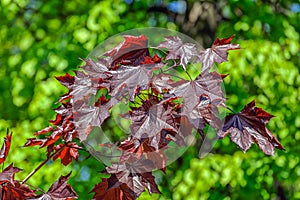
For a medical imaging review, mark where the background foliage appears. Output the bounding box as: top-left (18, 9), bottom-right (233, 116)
top-left (0, 0), bottom-right (299, 199)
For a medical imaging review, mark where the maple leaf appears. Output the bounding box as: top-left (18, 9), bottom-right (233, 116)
top-left (124, 96), bottom-right (178, 142)
top-left (218, 100), bottom-right (285, 155)
top-left (0, 130), bottom-right (12, 164)
top-left (169, 71), bottom-right (225, 116)
top-left (119, 137), bottom-right (167, 171)
top-left (140, 54), bottom-right (161, 64)
top-left (158, 36), bottom-right (198, 70)
top-left (74, 97), bottom-right (116, 142)
top-left (34, 126), bottom-right (53, 136)
top-left (189, 94), bottom-right (223, 138)
top-left (80, 58), bottom-right (110, 78)
top-left (105, 161), bottom-right (160, 198)
top-left (30, 172), bottom-right (78, 200)
top-left (0, 164), bottom-right (36, 199)
top-left (71, 71), bottom-right (105, 102)
top-left (104, 35), bottom-right (150, 67)
top-left (110, 63), bottom-right (163, 101)
top-left (91, 176), bottom-right (135, 200)
top-left (53, 143), bottom-right (80, 166)
top-left (24, 130), bottom-right (61, 149)
top-left (64, 65), bottom-right (113, 142)
top-left (196, 35), bottom-right (240, 72)
top-left (152, 73), bottom-right (175, 93)
top-left (24, 102), bottom-right (78, 156)
top-left (56, 73), bottom-right (75, 88)
top-left (51, 58), bottom-right (112, 144)
top-left (0, 164), bottom-right (22, 185)
top-left (0, 181), bottom-right (36, 200)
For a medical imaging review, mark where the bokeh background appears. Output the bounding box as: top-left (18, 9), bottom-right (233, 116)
top-left (0, 0), bottom-right (299, 199)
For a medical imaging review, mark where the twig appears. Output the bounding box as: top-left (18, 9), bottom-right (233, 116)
top-left (21, 146), bottom-right (64, 184)
top-left (226, 106), bottom-right (236, 114)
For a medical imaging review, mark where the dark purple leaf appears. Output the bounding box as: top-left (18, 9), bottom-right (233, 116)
top-left (110, 63), bottom-right (163, 101)
top-left (218, 100), bottom-right (285, 155)
top-left (197, 35), bottom-right (240, 72)
top-left (104, 35), bottom-right (150, 67)
top-left (158, 36), bottom-right (198, 70)
top-left (31, 172), bottom-right (78, 200)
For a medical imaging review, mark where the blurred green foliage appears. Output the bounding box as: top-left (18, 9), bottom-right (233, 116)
top-left (0, 0), bottom-right (299, 199)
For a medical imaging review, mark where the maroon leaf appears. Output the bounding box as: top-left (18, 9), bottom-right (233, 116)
top-left (189, 94), bottom-right (222, 138)
top-left (24, 138), bottom-right (45, 147)
top-left (0, 164), bottom-right (22, 185)
top-left (91, 176), bottom-right (135, 200)
top-left (169, 71), bottom-right (225, 116)
top-left (24, 131), bottom-right (61, 150)
top-left (104, 35), bottom-right (150, 67)
top-left (140, 54), bottom-right (161, 64)
top-left (0, 164), bottom-right (36, 199)
top-left (55, 73), bottom-right (75, 88)
top-left (31, 172), bottom-right (78, 200)
top-left (158, 36), bottom-right (198, 70)
top-left (218, 100), bottom-right (285, 155)
top-left (152, 74), bottom-right (175, 93)
top-left (105, 161), bottom-right (160, 197)
top-left (0, 130), bottom-right (12, 164)
top-left (53, 143), bottom-right (79, 166)
top-left (34, 126), bottom-right (53, 136)
top-left (81, 58), bottom-right (109, 77)
top-left (25, 102), bottom-right (78, 155)
top-left (119, 137), bottom-right (167, 171)
top-left (74, 98), bottom-right (116, 141)
top-left (71, 71), bottom-right (104, 102)
top-left (110, 63), bottom-right (163, 101)
top-left (46, 172), bottom-right (77, 199)
top-left (0, 181), bottom-right (36, 200)
top-left (124, 97), bottom-right (178, 142)
top-left (197, 35), bottom-right (240, 72)
top-left (49, 114), bottom-right (63, 126)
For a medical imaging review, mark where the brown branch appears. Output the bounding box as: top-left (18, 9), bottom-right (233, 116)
top-left (21, 146), bottom-right (65, 184)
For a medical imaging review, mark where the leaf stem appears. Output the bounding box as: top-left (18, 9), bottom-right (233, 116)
top-left (226, 106), bottom-right (236, 114)
top-left (21, 146), bottom-right (64, 184)
top-left (66, 143), bottom-right (88, 152)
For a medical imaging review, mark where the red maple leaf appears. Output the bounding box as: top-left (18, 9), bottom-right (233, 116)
top-left (101, 161), bottom-right (160, 198)
top-left (124, 96), bottom-right (178, 141)
top-left (53, 143), bottom-right (80, 166)
top-left (196, 35), bottom-right (240, 72)
top-left (91, 176), bottom-right (135, 200)
top-left (0, 164), bottom-right (36, 199)
top-left (31, 172), bottom-right (78, 200)
top-left (119, 137), bottom-right (167, 171)
top-left (109, 63), bottom-right (163, 101)
top-left (104, 35), bottom-right (150, 67)
top-left (0, 181), bottom-right (36, 200)
top-left (140, 54), bottom-right (161, 64)
top-left (189, 94), bottom-right (223, 138)
top-left (158, 36), bottom-right (198, 70)
top-left (55, 73), bottom-right (75, 88)
top-left (0, 130), bottom-right (12, 164)
top-left (169, 71), bottom-right (225, 116)
top-left (107, 162), bottom-right (159, 196)
top-left (218, 100), bottom-right (285, 155)
top-left (24, 102), bottom-right (78, 156)
top-left (24, 130), bottom-right (61, 149)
